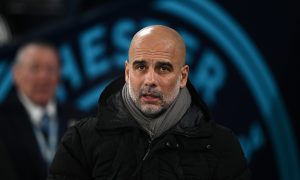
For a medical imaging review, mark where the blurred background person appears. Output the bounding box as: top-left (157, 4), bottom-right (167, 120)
top-left (0, 41), bottom-right (79, 180)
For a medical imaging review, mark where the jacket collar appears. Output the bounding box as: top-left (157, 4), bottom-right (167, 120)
top-left (95, 76), bottom-right (214, 137)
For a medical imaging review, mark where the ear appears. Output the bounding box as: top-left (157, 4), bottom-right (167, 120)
top-left (180, 65), bottom-right (189, 88)
top-left (125, 60), bottom-right (129, 83)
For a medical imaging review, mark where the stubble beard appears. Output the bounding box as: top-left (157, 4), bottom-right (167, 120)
top-left (127, 78), bottom-right (181, 118)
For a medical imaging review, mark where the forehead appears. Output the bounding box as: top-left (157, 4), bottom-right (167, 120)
top-left (130, 38), bottom-right (178, 62)
top-left (21, 45), bottom-right (59, 66)
top-left (133, 48), bottom-right (174, 61)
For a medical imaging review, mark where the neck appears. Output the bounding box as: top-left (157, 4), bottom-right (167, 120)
top-left (122, 84), bottom-right (191, 138)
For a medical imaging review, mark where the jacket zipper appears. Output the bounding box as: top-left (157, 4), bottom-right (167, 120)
top-left (142, 137), bottom-right (153, 160)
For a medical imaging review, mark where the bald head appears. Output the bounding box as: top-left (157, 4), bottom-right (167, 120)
top-left (129, 25), bottom-right (186, 66)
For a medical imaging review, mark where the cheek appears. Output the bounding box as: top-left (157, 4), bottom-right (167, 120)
top-left (129, 73), bottom-right (142, 88)
top-left (49, 76), bottom-right (59, 86)
top-left (22, 71), bottom-right (37, 81)
top-left (18, 73), bottom-right (34, 88)
top-left (164, 76), bottom-right (179, 89)
top-left (161, 77), bottom-right (180, 93)
top-left (129, 79), bottom-right (140, 92)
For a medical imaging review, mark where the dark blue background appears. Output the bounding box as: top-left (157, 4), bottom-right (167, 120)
top-left (0, 0), bottom-right (299, 179)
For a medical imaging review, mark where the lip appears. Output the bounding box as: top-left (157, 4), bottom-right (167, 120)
top-left (141, 95), bottom-right (160, 104)
top-left (35, 86), bottom-right (52, 93)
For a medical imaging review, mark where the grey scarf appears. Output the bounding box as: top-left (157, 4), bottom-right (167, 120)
top-left (122, 84), bottom-right (191, 139)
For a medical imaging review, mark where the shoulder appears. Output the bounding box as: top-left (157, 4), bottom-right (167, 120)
top-left (0, 98), bottom-right (28, 128)
top-left (55, 117), bottom-right (99, 164)
top-left (209, 123), bottom-right (251, 179)
top-left (49, 117), bottom-right (98, 179)
top-left (60, 117), bottom-right (103, 153)
top-left (0, 103), bottom-right (11, 116)
top-left (62, 117), bottom-right (98, 141)
top-left (0, 98), bottom-right (23, 113)
top-left (211, 123), bottom-right (243, 153)
top-left (74, 117), bottom-right (98, 132)
top-left (213, 123), bottom-right (238, 141)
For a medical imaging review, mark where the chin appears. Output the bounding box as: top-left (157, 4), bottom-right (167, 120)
top-left (33, 97), bottom-right (51, 106)
top-left (141, 106), bottom-right (163, 116)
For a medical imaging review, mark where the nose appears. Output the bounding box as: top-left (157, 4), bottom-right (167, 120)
top-left (37, 69), bottom-right (49, 79)
top-left (144, 69), bottom-right (157, 87)
top-left (36, 67), bottom-right (55, 81)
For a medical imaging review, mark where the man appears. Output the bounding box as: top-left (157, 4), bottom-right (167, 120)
top-left (0, 42), bottom-right (77, 180)
top-left (48, 25), bottom-right (251, 179)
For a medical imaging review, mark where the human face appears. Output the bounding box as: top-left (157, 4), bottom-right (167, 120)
top-left (125, 34), bottom-right (188, 117)
top-left (13, 45), bottom-right (60, 106)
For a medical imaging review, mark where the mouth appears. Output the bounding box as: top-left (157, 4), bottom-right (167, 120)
top-left (141, 94), bottom-right (161, 104)
top-left (35, 85), bottom-right (53, 94)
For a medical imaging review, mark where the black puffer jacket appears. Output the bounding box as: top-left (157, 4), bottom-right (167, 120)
top-left (48, 77), bottom-right (251, 180)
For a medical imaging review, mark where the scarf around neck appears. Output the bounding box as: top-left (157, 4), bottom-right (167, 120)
top-left (122, 84), bottom-right (191, 139)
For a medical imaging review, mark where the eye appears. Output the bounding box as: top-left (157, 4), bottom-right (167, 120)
top-left (138, 65), bottom-right (145, 70)
top-left (135, 64), bottom-right (146, 71)
top-left (159, 65), bottom-right (171, 72)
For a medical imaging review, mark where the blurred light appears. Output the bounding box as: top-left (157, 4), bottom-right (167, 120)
top-left (0, 15), bottom-right (11, 46)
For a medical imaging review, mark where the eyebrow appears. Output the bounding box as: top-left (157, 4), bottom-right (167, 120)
top-left (132, 60), bottom-right (146, 66)
top-left (132, 60), bottom-right (173, 67)
top-left (156, 61), bottom-right (173, 68)
top-left (131, 60), bottom-right (175, 72)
